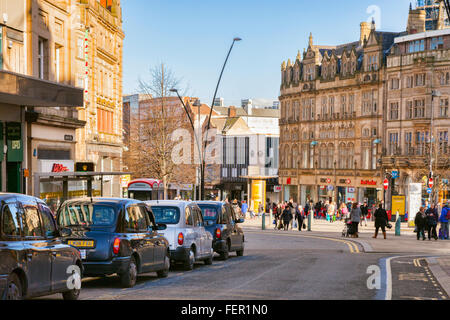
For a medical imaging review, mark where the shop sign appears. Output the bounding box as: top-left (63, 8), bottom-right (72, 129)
top-left (392, 196), bottom-right (406, 216)
top-left (120, 175), bottom-right (131, 188)
top-left (286, 178), bottom-right (291, 185)
top-left (361, 180), bottom-right (377, 186)
top-left (40, 160), bottom-right (74, 173)
top-left (274, 186), bottom-right (282, 193)
top-left (348, 187), bottom-right (356, 193)
top-left (327, 185), bottom-right (334, 191)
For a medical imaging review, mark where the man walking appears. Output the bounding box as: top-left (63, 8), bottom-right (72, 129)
top-left (426, 204), bottom-right (439, 241)
top-left (415, 207), bottom-right (427, 241)
top-left (241, 201), bottom-right (248, 220)
top-left (360, 202), bottom-right (369, 227)
top-left (439, 202), bottom-right (450, 240)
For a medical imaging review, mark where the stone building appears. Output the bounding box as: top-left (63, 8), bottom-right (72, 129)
top-left (74, 0), bottom-right (125, 197)
top-left (0, 0), bottom-right (83, 195)
top-left (384, 16), bottom-right (450, 207)
top-left (279, 21), bottom-right (403, 207)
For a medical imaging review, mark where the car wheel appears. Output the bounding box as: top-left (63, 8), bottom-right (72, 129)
top-left (184, 248), bottom-right (195, 271)
top-left (5, 273), bottom-right (22, 300)
top-left (157, 253), bottom-right (170, 278)
top-left (120, 256), bottom-right (137, 288)
top-left (220, 241), bottom-right (230, 261)
top-left (204, 248), bottom-right (214, 265)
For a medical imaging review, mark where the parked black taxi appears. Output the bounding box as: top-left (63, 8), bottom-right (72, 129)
top-left (56, 198), bottom-right (170, 288)
top-left (0, 193), bottom-right (82, 300)
top-left (195, 201), bottom-right (245, 260)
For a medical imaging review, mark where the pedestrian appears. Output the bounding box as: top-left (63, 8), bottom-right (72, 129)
top-left (339, 203), bottom-right (349, 220)
top-left (373, 204), bottom-right (389, 240)
top-left (296, 205), bottom-right (305, 232)
top-left (439, 201), bottom-right (450, 240)
top-left (258, 203), bottom-right (264, 218)
top-left (349, 202), bottom-right (361, 238)
top-left (415, 207), bottom-right (427, 241)
top-left (241, 201), bottom-right (248, 219)
top-left (426, 203), bottom-right (439, 241)
top-left (282, 204), bottom-right (293, 231)
top-left (360, 201), bottom-right (369, 227)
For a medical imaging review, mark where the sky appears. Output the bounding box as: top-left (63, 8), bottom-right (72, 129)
top-left (122, 0), bottom-right (413, 107)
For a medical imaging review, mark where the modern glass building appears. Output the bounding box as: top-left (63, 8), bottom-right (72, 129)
top-left (416, 0), bottom-right (450, 30)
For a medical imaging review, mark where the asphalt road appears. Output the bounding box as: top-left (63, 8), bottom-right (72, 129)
top-left (37, 228), bottom-right (449, 300)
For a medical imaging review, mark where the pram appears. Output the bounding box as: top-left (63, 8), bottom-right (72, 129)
top-left (342, 218), bottom-right (354, 238)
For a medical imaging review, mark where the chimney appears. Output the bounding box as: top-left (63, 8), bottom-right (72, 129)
top-left (228, 106), bottom-right (237, 118)
top-left (360, 22), bottom-right (371, 46)
top-left (407, 9), bottom-right (426, 34)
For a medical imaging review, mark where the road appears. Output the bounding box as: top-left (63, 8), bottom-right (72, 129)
top-left (37, 228), bottom-right (449, 300)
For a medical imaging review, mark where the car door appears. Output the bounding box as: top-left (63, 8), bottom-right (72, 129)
top-left (124, 205), bottom-right (155, 272)
top-left (18, 201), bottom-right (52, 296)
top-left (39, 203), bottom-right (74, 292)
top-left (184, 206), bottom-right (197, 253)
top-left (193, 207), bottom-right (206, 257)
top-left (145, 207), bottom-right (165, 267)
top-left (228, 205), bottom-right (241, 250)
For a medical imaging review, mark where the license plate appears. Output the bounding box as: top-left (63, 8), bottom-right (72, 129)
top-left (68, 240), bottom-right (95, 248)
top-left (79, 249), bottom-right (87, 260)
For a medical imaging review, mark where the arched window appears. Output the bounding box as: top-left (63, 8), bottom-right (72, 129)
top-left (319, 144), bottom-right (327, 169)
top-left (347, 143), bottom-right (355, 169)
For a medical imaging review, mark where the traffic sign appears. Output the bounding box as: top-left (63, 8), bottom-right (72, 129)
top-left (429, 178), bottom-right (434, 189)
top-left (427, 188), bottom-right (432, 194)
top-left (383, 179), bottom-right (389, 191)
top-left (392, 171), bottom-right (399, 179)
top-left (327, 185), bottom-right (334, 191)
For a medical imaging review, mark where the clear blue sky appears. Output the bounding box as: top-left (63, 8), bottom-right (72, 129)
top-left (123, 0), bottom-right (412, 107)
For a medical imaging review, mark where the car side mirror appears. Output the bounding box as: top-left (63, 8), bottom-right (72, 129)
top-left (59, 228), bottom-right (72, 237)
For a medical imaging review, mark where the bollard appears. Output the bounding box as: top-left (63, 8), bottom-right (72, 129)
top-left (308, 210), bottom-right (312, 231)
top-left (262, 212), bottom-right (266, 230)
top-left (395, 211), bottom-right (401, 236)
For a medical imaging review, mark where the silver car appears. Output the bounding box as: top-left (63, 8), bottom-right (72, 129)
top-left (146, 201), bottom-right (214, 270)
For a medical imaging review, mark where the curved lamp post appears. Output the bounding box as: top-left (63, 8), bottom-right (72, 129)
top-left (171, 37), bottom-right (242, 200)
top-left (201, 37), bottom-right (242, 200)
top-left (170, 89), bottom-right (203, 200)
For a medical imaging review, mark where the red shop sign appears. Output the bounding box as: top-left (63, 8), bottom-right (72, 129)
top-left (361, 180), bottom-right (377, 186)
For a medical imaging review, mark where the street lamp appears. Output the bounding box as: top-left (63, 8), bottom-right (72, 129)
top-left (430, 90), bottom-right (441, 203)
top-left (170, 89), bottom-right (204, 200)
top-left (201, 37), bottom-right (242, 200)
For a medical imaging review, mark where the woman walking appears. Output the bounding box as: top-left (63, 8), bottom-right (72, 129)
top-left (415, 207), bottom-right (427, 241)
top-left (373, 204), bottom-right (389, 239)
top-left (426, 204), bottom-right (439, 241)
top-left (296, 205), bottom-right (305, 232)
top-left (281, 204), bottom-right (293, 231)
top-left (350, 202), bottom-right (361, 238)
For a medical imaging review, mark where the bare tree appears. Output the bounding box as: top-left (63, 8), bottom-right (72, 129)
top-left (124, 63), bottom-right (195, 199)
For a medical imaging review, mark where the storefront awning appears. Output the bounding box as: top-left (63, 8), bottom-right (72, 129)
top-left (0, 70), bottom-right (83, 107)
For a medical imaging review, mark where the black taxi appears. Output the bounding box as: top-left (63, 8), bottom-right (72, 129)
top-left (0, 193), bottom-right (82, 300)
top-left (56, 198), bottom-right (170, 288)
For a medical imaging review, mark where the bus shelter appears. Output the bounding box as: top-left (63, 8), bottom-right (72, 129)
top-left (34, 171), bottom-right (131, 213)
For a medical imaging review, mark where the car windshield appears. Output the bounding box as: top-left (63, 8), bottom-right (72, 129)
top-left (58, 203), bottom-right (117, 227)
top-left (198, 205), bottom-right (219, 221)
top-left (151, 206), bottom-right (180, 224)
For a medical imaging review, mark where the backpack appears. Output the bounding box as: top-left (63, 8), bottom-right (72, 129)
top-left (446, 207), bottom-right (450, 220)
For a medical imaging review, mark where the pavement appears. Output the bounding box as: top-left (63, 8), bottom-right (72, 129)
top-left (242, 215), bottom-right (450, 298)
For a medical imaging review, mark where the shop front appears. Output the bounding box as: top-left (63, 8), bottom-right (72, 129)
top-left (358, 178), bottom-right (382, 207)
top-left (34, 171), bottom-right (130, 214)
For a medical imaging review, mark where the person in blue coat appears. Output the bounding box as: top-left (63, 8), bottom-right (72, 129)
top-left (439, 202), bottom-right (450, 240)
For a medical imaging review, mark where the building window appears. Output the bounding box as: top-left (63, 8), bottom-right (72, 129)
top-left (38, 38), bottom-right (48, 79)
top-left (390, 78), bottom-right (400, 90)
top-left (416, 131), bottom-right (429, 156)
top-left (415, 73), bottom-right (426, 87)
top-left (439, 131), bottom-right (449, 154)
top-left (414, 99), bottom-right (426, 118)
top-left (222, 167), bottom-right (228, 178)
top-left (409, 39), bottom-right (425, 53)
top-left (405, 75), bottom-right (414, 88)
top-left (440, 72), bottom-right (450, 85)
top-left (430, 36), bottom-right (444, 50)
top-left (388, 133), bottom-right (399, 156)
top-left (440, 98), bottom-right (449, 117)
top-left (405, 132), bottom-right (413, 155)
top-left (390, 102), bottom-right (399, 120)
top-left (97, 108), bottom-right (114, 134)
